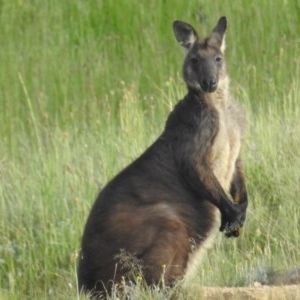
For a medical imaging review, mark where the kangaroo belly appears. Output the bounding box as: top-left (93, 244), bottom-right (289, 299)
top-left (209, 110), bottom-right (241, 191)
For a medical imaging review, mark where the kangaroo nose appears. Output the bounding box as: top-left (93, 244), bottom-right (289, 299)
top-left (201, 78), bottom-right (217, 93)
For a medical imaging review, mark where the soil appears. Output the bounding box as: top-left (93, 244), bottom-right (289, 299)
top-left (201, 267), bottom-right (300, 299)
top-left (202, 284), bottom-right (300, 300)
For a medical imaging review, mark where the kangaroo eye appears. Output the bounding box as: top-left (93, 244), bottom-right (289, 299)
top-left (190, 57), bottom-right (199, 65)
top-left (215, 55), bottom-right (222, 63)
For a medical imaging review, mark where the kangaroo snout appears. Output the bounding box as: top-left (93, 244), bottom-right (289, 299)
top-left (201, 77), bottom-right (218, 93)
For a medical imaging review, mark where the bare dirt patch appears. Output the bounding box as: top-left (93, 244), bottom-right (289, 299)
top-left (202, 284), bottom-right (300, 300)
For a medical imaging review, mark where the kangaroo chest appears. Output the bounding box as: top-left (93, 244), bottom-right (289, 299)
top-left (208, 104), bottom-right (241, 191)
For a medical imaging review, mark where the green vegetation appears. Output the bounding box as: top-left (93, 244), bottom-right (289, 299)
top-left (1, 0), bottom-right (300, 299)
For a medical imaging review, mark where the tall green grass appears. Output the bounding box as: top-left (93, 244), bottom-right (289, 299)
top-left (1, 0), bottom-right (300, 299)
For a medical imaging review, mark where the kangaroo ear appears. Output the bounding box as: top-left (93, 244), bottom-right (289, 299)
top-left (211, 16), bottom-right (227, 52)
top-left (173, 20), bottom-right (198, 50)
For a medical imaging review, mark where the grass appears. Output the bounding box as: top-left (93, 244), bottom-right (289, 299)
top-left (1, 0), bottom-right (300, 299)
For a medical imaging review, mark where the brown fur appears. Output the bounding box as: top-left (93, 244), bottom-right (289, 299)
top-left (78, 16), bottom-right (248, 298)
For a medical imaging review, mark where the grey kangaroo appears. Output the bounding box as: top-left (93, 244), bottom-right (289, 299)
top-left (78, 16), bottom-right (248, 297)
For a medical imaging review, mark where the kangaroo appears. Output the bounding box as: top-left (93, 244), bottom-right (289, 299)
top-left (78, 16), bottom-right (248, 298)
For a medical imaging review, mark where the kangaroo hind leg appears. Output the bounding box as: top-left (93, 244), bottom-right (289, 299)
top-left (137, 216), bottom-right (191, 287)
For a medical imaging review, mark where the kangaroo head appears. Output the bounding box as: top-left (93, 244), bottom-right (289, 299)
top-left (173, 17), bottom-right (227, 93)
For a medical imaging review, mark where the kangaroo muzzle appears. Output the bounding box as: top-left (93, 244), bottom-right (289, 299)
top-left (199, 60), bottom-right (219, 93)
top-left (200, 76), bottom-right (218, 93)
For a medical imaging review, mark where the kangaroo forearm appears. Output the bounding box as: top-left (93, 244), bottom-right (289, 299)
top-left (181, 162), bottom-right (237, 215)
top-left (230, 179), bottom-right (247, 205)
top-left (230, 158), bottom-right (248, 205)
top-left (201, 175), bottom-right (237, 214)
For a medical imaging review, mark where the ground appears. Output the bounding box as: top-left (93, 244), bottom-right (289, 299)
top-left (203, 284), bottom-right (300, 300)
